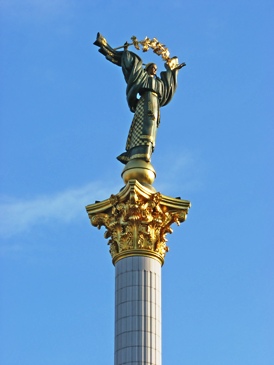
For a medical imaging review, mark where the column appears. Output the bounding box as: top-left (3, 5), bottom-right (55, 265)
top-left (86, 179), bottom-right (190, 364)
top-left (115, 256), bottom-right (161, 365)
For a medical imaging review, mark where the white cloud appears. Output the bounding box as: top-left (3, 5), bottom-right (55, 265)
top-left (0, 149), bottom-right (204, 239)
top-left (154, 149), bottom-right (205, 194)
top-left (0, 182), bottom-right (119, 238)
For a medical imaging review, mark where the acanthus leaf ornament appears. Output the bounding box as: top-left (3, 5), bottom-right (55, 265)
top-left (86, 180), bottom-right (190, 265)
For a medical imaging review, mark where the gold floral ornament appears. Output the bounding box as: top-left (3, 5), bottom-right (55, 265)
top-left (86, 180), bottom-right (190, 265)
top-left (131, 36), bottom-right (140, 50)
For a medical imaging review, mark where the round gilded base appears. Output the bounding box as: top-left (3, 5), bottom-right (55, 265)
top-left (122, 159), bottom-right (156, 187)
top-left (112, 249), bottom-right (164, 266)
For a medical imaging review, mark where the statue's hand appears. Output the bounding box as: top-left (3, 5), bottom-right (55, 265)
top-left (94, 32), bottom-right (107, 47)
top-left (175, 62), bottom-right (186, 70)
top-left (165, 57), bottom-right (186, 71)
top-left (123, 41), bottom-right (130, 50)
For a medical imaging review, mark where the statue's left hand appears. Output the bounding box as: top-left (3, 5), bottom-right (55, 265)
top-left (174, 62), bottom-right (186, 70)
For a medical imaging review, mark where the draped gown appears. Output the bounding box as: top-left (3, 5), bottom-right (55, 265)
top-left (94, 34), bottom-right (180, 164)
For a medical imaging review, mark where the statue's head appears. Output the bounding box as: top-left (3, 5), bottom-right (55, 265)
top-left (145, 63), bottom-right (157, 76)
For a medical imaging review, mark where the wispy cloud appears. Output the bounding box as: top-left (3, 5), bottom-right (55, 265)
top-left (0, 181), bottom-right (119, 238)
top-left (154, 148), bottom-right (205, 194)
top-left (0, 149), bottom-right (204, 239)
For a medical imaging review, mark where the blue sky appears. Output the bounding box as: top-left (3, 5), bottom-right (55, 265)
top-left (0, 0), bottom-right (273, 364)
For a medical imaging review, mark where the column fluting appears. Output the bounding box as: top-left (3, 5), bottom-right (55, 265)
top-left (114, 256), bottom-right (162, 365)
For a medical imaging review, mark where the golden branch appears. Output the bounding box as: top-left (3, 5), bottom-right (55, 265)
top-left (113, 35), bottom-right (185, 70)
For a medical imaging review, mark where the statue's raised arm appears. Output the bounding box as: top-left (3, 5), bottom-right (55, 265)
top-left (93, 33), bottom-right (124, 66)
top-left (94, 33), bottom-right (185, 165)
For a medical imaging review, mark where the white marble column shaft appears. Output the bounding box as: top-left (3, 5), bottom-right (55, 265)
top-left (114, 256), bottom-right (162, 365)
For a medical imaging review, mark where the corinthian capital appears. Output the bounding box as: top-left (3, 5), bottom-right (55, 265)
top-left (86, 180), bottom-right (190, 265)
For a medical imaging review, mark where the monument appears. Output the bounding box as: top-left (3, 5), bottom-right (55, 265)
top-left (86, 33), bottom-right (191, 365)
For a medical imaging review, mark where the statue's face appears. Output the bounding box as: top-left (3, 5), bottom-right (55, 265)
top-left (147, 64), bottom-right (157, 76)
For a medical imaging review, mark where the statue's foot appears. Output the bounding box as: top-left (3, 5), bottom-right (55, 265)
top-left (116, 152), bottom-right (129, 164)
top-left (117, 146), bottom-right (152, 165)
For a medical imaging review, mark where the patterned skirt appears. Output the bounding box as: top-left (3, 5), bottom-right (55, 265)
top-left (126, 92), bottom-right (159, 151)
top-left (117, 91), bottom-right (159, 164)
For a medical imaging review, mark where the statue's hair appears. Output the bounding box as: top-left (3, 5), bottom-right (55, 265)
top-left (145, 62), bottom-right (156, 71)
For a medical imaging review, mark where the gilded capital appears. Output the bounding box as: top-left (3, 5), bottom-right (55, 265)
top-left (86, 180), bottom-right (190, 265)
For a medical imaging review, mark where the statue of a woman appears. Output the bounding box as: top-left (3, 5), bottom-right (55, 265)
top-left (94, 33), bottom-right (184, 164)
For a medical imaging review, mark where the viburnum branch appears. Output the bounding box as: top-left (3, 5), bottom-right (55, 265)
top-left (113, 35), bottom-right (185, 70)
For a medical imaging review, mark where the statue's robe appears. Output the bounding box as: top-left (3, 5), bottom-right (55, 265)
top-left (94, 33), bottom-right (179, 164)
